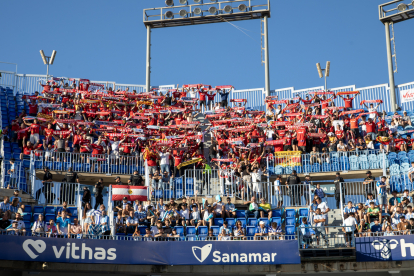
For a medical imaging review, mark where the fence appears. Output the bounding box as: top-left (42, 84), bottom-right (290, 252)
top-left (1, 161), bottom-right (27, 192)
top-left (267, 149), bottom-right (387, 176)
top-left (298, 226), bottom-right (354, 249)
top-left (31, 151), bottom-right (145, 175)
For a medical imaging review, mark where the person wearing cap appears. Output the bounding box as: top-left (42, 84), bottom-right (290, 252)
top-left (254, 221), bottom-right (268, 240)
top-left (376, 176), bottom-right (389, 214)
top-left (7, 159), bottom-right (17, 188)
top-left (35, 167), bottom-right (55, 203)
top-left (391, 206), bottom-right (404, 225)
top-left (129, 170), bottom-right (143, 186)
top-left (212, 197), bottom-right (225, 219)
top-left (363, 171), bottom-right (376, 198)
top-left (6, 220), bottom-right (22, 236)
top-left (219, 220), bottom-right (231, 235)
top-left (389, 190), bottom-right (401, 213)
top-left (224, 197), bottom-right (236, 218)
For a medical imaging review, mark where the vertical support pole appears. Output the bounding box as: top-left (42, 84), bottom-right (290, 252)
top-left (382, 149), bottom-right (386, 177)
top-left (263, 16), bottom-right (270, 97)
top-left (146, 25), bottom-right (152, 93)
top-left (324, 74), bottom-right (327, 92)
top-left (385, 22), bottom-right (397, 112)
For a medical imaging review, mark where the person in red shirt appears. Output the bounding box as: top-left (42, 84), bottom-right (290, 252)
top-left (349, 114), bottom-right (359, 137)
top-left (23, 118), bottom-right (42, 144)
top-left (198, 89), bottom-right (208, 113)
top-left (283, 132), bottom-right (293, 151)
top-left (20, 141), bottom-right (35, 160)
top-left (173, 150), bottom-right (184, 177)
top-left (28, 100), bottom-right (38, 116)
top-left (296, 127), bottom-right (307, 152)
top-left (365, 118), bottom-right (377, 140)
top-left (339, 92), bottom-right (360, 110)
top-left (206, 91), bottom-right (216, 111)
top-left (335, 126), bottom-right (345, 140)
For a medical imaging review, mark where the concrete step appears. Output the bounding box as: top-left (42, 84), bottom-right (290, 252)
top-left (0, 188), bottom-right (38, 205)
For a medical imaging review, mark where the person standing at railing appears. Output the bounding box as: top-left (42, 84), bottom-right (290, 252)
top-left (314, 184), bottom-right (325, 203)
top-left (56, 210), bottom-right (71, 237)
top-left (334, 172), bottom-right (345, 209)
top-left (274, 175), bottom-right (283, 208)
top-left (7, 159), bottom-right (17, 188)
top-left (299, 217), bottom-right (314, 249)
top-left (342, 212), bottom-right (358, 247)
top-left (94, 179), bottom-right (104, 210)
top-left (35, 167), bottom-right (55, 204)
top-left (316, 197), bottom-right (330, 234)
top-left (363, 171), bottom-right (376, 199)
top-left (313, 208), bottom-right (329, 246)
top-left (376, 176), bottom-right (389, 214)
top-left (286, 170), bottom-right (301, 206)
top-left (218, 89), bottom-right (230, 108)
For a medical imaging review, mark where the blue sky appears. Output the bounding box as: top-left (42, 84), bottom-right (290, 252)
top-left (1, 0), bottom-right (413, 91)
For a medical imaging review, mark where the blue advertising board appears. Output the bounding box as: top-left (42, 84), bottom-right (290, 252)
top-left (0, 235), bottom-right (300, 265)
top-left (356, 235), bottom-right (414, 262)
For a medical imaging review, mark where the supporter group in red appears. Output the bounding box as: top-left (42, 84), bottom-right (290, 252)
top-left (3, 77), bottom-right (413, 181)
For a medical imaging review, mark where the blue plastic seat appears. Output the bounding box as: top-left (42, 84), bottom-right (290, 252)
top-left (299, 208), bottom-right (309, 217)
top-left (226, 218), bottom-right (235, 228)
top-left (211, 226), bottom-right (220, 236)
top-left (174, 226), bottom-right (184, 236)
top-left (358, 155), bottom-right (369, 170)
top-left (322, 163), bottom-right (331, 172)
top-left (312, 163), bottom-right (321, 172)
top-left (368, 154), bottom-right (379, 169)
top-left (214, 218), bottom-right (223, 227)
top-left (186, 226), bottom-right (196, 235)
top-left (286, 217), bottom-right (296, 226)
top-left (45, 206), bottom-right (55, 215)
top-left (248, 218), bottom-right (257, 226)
top-left (23, 214), bottom-right (32, 222)
top-left (400, 163), bottom-right (410, 174)
top-left (33, 206), bottom-right (44, 214)
top-left (67, 207), bottom-right (78, 217)
top-left (398, 151), bottom-right (407, 160)
top-left (236, 210), bottom-right (245, 218)
top-left (390, 164), bottom-right (401, 175)
top-left (285, 209), bottom-right (296, 218)
top-left (273, 209), bottom-right (283, 217)
top-left (24, 205), bottom-right (32, 213)
top-left (285, 225), bottom-right (296, 235)
top-left (198, 226), bottom-right (208, 235)
top-left (246, 226), bottom-right (256, 236)
top-left (138, 226), bottom-right (147, 235)
top-left (45, 214), bottom-right (55, 223)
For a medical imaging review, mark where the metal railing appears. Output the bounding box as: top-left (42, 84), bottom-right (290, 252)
top-left (0, 230), bottom-right (296, 242)
top-left (298, 226), bottom-right (354, 249)
top-left (267, 149), bottom-right (387, 176)
top-left (31, 151), bottom-right (144, 175)
top-left (32, 179), bottom-right (80, 206)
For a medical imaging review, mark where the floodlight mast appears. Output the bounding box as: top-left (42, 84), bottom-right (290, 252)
top-left (39, 50), bottom-right (57, 78)
top-left (379, 0), bottom-right (414, 111)
top-left (143, 0), bottom-right (271, 95)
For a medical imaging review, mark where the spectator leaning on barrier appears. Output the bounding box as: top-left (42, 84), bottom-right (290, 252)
top-left (56, 210), bottom-right (71, 236)
top-left (342, 212), bottom-right (358, 247)
top-left (31, 214), bottom-right (46, 233)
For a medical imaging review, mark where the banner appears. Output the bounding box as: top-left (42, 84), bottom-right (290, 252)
top-left (0, 235), bottom-right (300, 265)
top-left (112, 185), bottom-right (147, 201)
top-left (177, 158), bottom-right (203, 169)
top-left (273, 151), bottom-right (301, 167)
top-left (400, 88), bottom-right (414, 104)
top-left (356, 235), bottom-right (414, 262)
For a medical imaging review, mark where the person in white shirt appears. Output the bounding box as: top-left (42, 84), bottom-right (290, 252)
top-left (265, 128), bottom-right (274, 141)
top-left (188, 87), bottom-right (197, 98)
top-left (179, 203), bottom-right (190, 226)
top-left (274, 175), bottom-right (283, 208)
top-left (342, 212), bottom-right (358, 247)
top-left (251, 167), bottom-right (266, 198)
top-left (109, 136), bottom-right (126, 160)
top-left (316, 196), bottom-right (330, 233)
top-left (363, 103), bottom-right (380, 119)
top-left (158, 148), bottom-right (171, 175)
top-left (313, 208), bottom-right (328, 246)
top-left (213, 198), bottom-right (225, 219)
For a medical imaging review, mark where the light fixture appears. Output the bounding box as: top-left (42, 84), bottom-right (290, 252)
top-left (165, 0), bottom-right (174, 7)
top-left (50, 50), bottom-right (57, 65)
top-left (316, 63), bottom-right (323, 78)
top-left (40, 50), bottom-right (47, 65)
top-left (165, 11), bottom-right (174, 18)
top-left (194, 7), bottom-right (202, 15)
top-left (193, 0), bottom-right (202, 3)
top-left (179, 9), bottom-right (188, 17)
top-left (208, 6), bottom-right (218, 15)
top-left (223, 5), bottom-right (233, 13)
top-left (397, 3), bottom-right (408, 11)
top-left (179, 0), bottom-right (187, 4)
top-left (238, 4), bottom-right (247, 12)
top-left (325, 61), bottom-right (330, 77)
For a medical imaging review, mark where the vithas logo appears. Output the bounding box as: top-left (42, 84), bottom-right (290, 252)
top-left (23, 240), bottom-right (46, 259)
top-left (192, 244), bottom-right (212, 263)
top-left (22, 239), bottom-right (117, 261)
